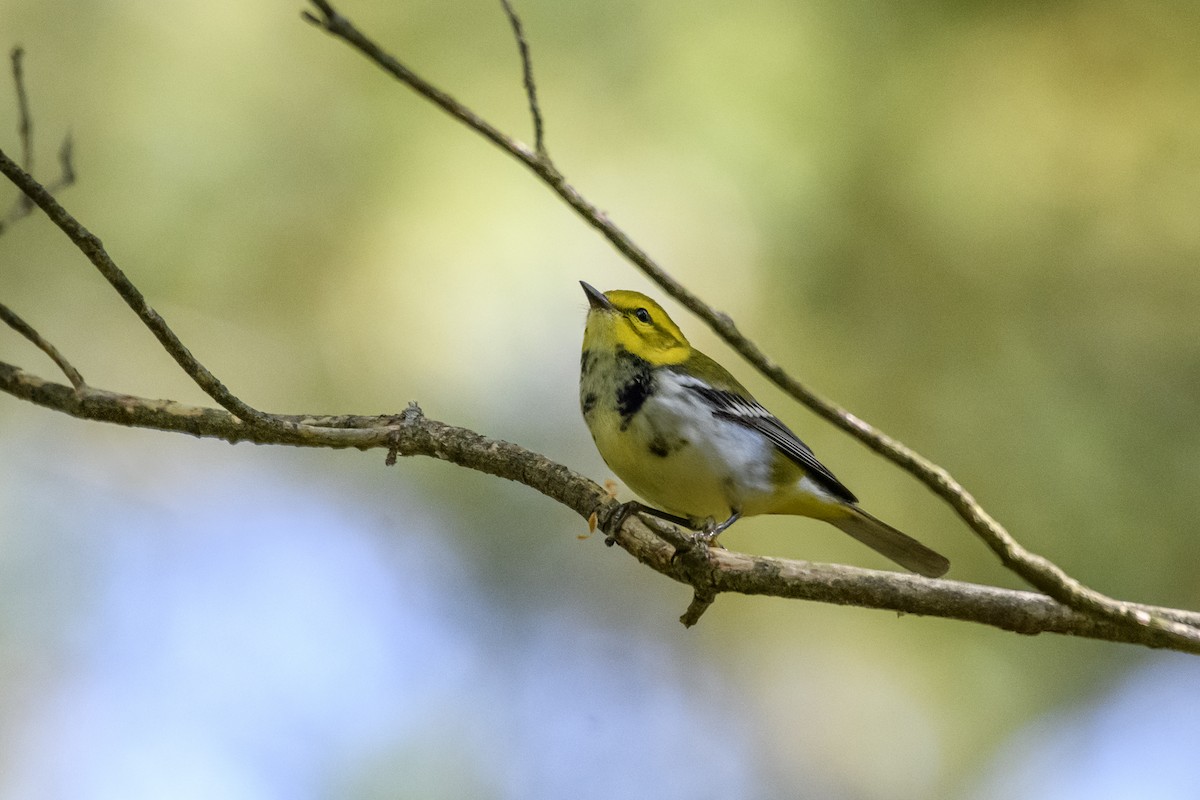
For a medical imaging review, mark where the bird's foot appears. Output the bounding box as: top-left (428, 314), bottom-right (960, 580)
top-left (602, 500), bottom-right (639, 546)
top-left (690, 510), bottom-right (741, 549)
top-left (691, 517), bottom-right (721, 547)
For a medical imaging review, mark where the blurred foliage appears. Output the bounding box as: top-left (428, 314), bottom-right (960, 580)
top-left (2, 0), bottom-right (1199, 798)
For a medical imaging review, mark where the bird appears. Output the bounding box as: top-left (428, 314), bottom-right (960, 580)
top-left (578, 280), bottom-right (949, 578)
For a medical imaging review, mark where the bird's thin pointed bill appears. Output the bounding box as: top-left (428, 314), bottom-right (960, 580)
top-left (580, 281), bottom-right (615, 311)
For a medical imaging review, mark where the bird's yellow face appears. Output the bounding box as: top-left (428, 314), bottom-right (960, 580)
top-left (580, 283), bottom-right (691, 365)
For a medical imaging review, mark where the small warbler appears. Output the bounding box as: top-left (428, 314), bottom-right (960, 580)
top-left (579, 281), bottom-right (949, 578)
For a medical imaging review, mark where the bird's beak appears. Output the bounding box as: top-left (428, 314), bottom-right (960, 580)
top-left (580, 281), bottom-right (615, 311)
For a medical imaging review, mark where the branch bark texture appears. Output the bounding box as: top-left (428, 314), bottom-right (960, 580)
top-left (3, 362), bottom-right (1199, 653)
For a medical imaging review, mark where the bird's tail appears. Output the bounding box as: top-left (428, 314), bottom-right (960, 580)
top-left (828, 507), bottom-right (949, 578)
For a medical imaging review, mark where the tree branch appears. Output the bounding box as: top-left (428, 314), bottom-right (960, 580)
top-left (299, 0), bottom-right (1200, 649)
top-left (4, 359), bottom-right (1199, 653)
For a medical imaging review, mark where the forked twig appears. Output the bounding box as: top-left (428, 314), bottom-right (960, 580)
top-left (0, 302), bottom-right (85, 390)
top-left (499, 0), bottom-right (546, 158)
top-left (0, 148), bottom-right (277, 428)
top-left (1, 47), bottom-right (86, 394)
top-left (0, 47), bottom-right (75, 235)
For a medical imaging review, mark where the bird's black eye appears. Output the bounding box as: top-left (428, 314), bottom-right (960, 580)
top-left (634, 308), bottom-right (652, 324)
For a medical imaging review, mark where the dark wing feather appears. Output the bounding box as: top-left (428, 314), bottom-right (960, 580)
top-left (683, 382), bottom-right (858, 504)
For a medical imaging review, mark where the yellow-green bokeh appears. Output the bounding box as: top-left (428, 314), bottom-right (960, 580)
top-left (2, 1), bottom-right (1199, 797)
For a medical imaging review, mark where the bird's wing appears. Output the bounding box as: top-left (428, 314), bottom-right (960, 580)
top-left (680, 379), bottom-right (858, 504)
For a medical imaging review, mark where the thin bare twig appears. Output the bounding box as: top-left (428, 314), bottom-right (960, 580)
top-left (4, 358), bottom-right (1200, 653)
top-left (52, 131), bottom-right (74, 189)
top-left (499, 0), bottom-right (546, 158)
top-left (299, 0), bottom-right (1200, 648)
top-left (0, 302), bottom-right (85, 389)
top-left (4, 47), bottom-right (35, 224)
top-left (1, 47), bottom-right (75, 235)
top-left (680, 588), bottom-right (717, 628)
top-left (11, 48), bottom-right (32, 179)
top-left (0, 147), bottom-right (277, 428)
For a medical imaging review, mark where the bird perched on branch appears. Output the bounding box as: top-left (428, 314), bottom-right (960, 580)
top-left (578, 281), bottom-right (949, 578)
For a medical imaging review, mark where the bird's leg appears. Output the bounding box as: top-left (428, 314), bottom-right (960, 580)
top-left (604, 501), bottom-right (697, 546)
top-left (694, 509), bottom-right (742, 547)
top-left (634, 503), bottom-right (698, 528)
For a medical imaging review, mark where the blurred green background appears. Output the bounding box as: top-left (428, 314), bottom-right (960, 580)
top-left (3, 1), bottom-right (1200, 798)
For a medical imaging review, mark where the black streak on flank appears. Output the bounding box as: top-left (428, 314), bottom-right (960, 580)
top-left (580, 349), bottom-right (594, 375)
top-left (581, 392), bottom-right (597, 415)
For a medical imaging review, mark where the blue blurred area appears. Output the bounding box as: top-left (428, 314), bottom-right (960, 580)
top-left (970, 654), bottom-right (1200, 800)
top-left (6, 430), bottom-right (1197, 800)
top-left (0, 431), bottom-right (763, 800)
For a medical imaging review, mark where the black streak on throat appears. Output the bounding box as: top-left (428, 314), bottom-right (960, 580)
top-left (615, 353), bottom-right (652, 430)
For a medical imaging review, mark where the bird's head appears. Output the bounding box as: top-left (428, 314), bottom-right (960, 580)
top-left (580, 281), bottom-right (690, 364)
